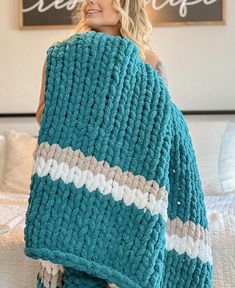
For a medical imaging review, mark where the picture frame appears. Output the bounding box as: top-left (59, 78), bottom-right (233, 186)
top-left (19, 0), bottom-right (81, 30)
top-left (19, 0), bottom-right (225, 30)
top-left (145, 0), bottom-right (225, 26)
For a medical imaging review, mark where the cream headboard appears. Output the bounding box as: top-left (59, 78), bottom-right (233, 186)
top-left (1, 112), bottom-right (235, 138)
top-left (0, 117), bottom-right (39, 137)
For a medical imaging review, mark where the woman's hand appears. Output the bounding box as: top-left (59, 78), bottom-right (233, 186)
top-left (36, 103), bottom-right (45, 126)
top-left (36, 59), bottom-right (47, 126)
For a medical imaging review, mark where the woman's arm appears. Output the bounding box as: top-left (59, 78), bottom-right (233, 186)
top-left (36, 59), bottom-right (47, 126)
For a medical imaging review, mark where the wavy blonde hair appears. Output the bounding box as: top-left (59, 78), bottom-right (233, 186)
top-left (65, 0), bottom-right (153, 61)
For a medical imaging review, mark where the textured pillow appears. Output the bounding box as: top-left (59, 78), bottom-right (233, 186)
top-left (0, 129), bottom-right (37, 194)
top-left (187, 121), bottom-right (228, 195)
top-left (0, 134), bottom-right (6, 184)
top-left (219, 122), bottom-right (235, 193)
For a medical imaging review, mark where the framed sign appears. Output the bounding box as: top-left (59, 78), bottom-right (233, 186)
top-left (19, 0), bottom-right (225, 29)
top-left (19, 0), bottom-right (82, 29)
top-left (145, 0), bottom-right (225, 26)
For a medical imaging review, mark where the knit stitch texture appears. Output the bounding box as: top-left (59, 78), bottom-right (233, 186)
top-left (24, 30), bottom-right (213, 288)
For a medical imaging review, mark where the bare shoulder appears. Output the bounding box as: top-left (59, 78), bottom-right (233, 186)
top-left (144, 49), bottom-right (160, 69)
top-left (51, 41), bottom-right (61, 47)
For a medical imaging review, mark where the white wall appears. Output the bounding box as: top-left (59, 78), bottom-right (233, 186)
top-left (152, 0), bottom-right (235, 110)
top-left (0, 0), bottom-right (234, 115)
top-left (0, 0), bottom-right (72, 114)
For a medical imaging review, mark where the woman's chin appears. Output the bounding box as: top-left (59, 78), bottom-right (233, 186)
top-left (84, 18), bottom-right (101, 27)
top-left (85, 12), bottom-right (102, 20)
top-left (85, 17), bottom-right (98, 23)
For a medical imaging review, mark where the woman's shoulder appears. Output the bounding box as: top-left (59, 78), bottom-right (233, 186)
top-left (155, 59), bottom-right (168, 87)
top-left (145, 49), bottom-right (160, 69)
top-left (144, 49), bottom-right (168, 87)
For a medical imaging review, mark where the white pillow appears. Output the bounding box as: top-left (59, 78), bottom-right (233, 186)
top-left (219, 122), bottom-right (235, 193)
top-left (0, 134), bottom-right (6, 184)
top-left (0, 129), bottom-right (37, 194)
top-left (187, 121), bottom-right (228, 195)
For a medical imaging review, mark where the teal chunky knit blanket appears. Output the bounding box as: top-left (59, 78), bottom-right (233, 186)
top-left (24, 30), bottom-right (213, 288)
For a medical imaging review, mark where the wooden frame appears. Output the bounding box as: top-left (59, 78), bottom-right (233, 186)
top-left (19, 0), bottom-right (225, 30)
top-left (18, 0), bottom-right (79, 30)
top-left (145, 0), bottom-right (225, 26)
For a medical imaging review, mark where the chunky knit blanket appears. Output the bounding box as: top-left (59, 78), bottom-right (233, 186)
top-left (24, 30), bottom-right (213, 288)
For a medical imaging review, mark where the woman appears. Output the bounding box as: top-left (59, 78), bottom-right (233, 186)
top-left (36, 0), bottom-right (168, 126)
top-left (35, 2), bottom-right (168, 287)
top-left (30, 1), bottom-right (213, 288)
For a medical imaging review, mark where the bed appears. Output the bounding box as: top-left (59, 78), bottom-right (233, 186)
top-left (0, 118), bottom-right (235, 287)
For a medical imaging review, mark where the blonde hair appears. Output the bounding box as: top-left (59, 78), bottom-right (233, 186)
top-left (66, 0), bottom-right (153, 61)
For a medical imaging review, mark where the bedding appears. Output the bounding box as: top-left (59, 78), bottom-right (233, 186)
top-left (219, 122), bottom-right (235, 193)
top-left (206, 191), bottom-right (235, 288)
top-left (0, 191), bottom-right (39, 288)
top-left (0, 173), bottom-right (234, 287)
top-left (3, 188), bottom-right (229, 288)
top-left (187, 121), bottom-right (228, 195)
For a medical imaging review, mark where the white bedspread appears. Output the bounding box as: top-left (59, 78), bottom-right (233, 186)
top-left (0, 190), bottom-right (235, 288)
top-left (206, 192), bottom-right (235, 288)
top-left (0, 191), bottom-right (39, 288)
